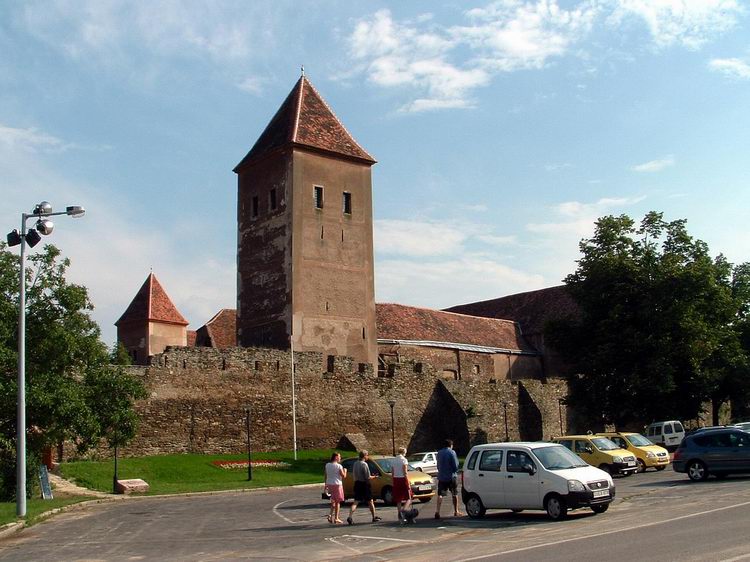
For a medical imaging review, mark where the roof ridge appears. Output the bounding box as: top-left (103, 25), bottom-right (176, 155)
top-left (377, 302), bottom-right (518, 325)
top-left (291, 76), bottom-right (304, 143)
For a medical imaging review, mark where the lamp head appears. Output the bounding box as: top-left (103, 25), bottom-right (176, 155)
top-left (34, 201), bottom-right (53, 215)
top-left (25, 229), bottom-right (42, 248)
top-left (66, 205), bottom-right (85, 218)
top-left (36, 218), bottom-right (54, 235)
top-left (6, 230), bottom-right (22, 247)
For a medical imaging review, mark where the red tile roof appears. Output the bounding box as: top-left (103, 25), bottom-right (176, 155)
top-left (115, 273), bottom-right (189, 327)
top-left (234, 76), bottom-right (375, 170)
top-left (195, 309), bottom-right (237, 349)
top-left (445, 286), bottom-right (579, 336)
top-left (376, 303), bottom-right (535, 352)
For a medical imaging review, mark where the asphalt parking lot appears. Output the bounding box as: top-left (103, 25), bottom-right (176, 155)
top-left (1, 468), bottom-right (750, 561)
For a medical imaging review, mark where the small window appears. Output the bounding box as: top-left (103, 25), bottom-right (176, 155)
top-left (479, 450), bottom-right (504, 472)
top-left (558, 439), bottom-right (573, 451)
top-left (387, 364), bottom-right (396, 377)
top-left (467, 451), bottom-right (479, 470)
top-left (358, 362), bottom-right (367, 374)
top-left (254, 361), bottom-right (261, 371)
top-left (506, 451), bottom-right (535, 473)
top-left (362, 327), bottom-right (366, 339)
top-left (269, 188), bottom-right (277, 210)
top-left (314, 186), bottom-right (324, 209)
top-left (664, 424), bottom-right (673, 435)
top-left (343, 192), bottom-right (352, 214)
top-left (674, 422), bottom-right (684, 433)
top-left (327, 355), bottom-right (335, 373)
top-left (574, 440), bottom-right (589, 454)
top-left (472, 364), bottom-right (480, 374)
top-left (252, 196), bottom-right (259, 217)
top-left (414, 362), bottom-right (423, 374)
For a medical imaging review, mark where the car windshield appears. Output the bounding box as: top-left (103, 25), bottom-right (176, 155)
top-left (627, 434), bottom-right (653, 447)
top-left (591, 437), bottom-right (619, 451)
top-left (532, 445), bottom-right (589, 470)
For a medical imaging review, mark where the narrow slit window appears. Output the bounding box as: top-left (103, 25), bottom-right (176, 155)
top-left (269, 188), bottom-right (277, 210)
top-left (343, 192), bottom-right (352, 214)
top-left (314, 186), bottom-right (324, 209)
top-left (320, 225), bottom-right (324, 239)
top-left (362, 327), bottom-right (366, 339)
top-left (252, 196), bottom-right (259, 218)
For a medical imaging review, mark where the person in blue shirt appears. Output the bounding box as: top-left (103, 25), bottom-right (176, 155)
top-left (434, 439), bottom-right (462, 519)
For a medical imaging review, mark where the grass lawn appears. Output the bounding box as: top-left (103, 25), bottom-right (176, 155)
top-left (59, 449), bottom-right (354, 495)
top-left (0, 496), bottom-right (94, 527)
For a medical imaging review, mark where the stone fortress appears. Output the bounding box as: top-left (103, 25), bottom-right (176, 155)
top-left (115, 75), bottom-right (578, 456)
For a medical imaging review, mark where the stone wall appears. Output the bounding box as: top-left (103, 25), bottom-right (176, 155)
top-left (115, 346), bottom-right (569, 458)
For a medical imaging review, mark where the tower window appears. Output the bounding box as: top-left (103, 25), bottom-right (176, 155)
top-left (314, 186), bottom-right (324, 209)
top-left (269, 188), bottom-right (277, 210)
top-left (343, 192), bottom-right (352, 214)
top-left (252, 196), bottom-right (259, 218)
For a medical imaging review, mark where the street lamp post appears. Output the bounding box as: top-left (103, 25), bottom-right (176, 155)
top-left (558, 398), bottom-right (565, 435)
top-left (387, 400), bottom-right (396, 455)
top-left (502, 402), bottom-right (510, 441)
top-left (244, 405), bottom-right (252, 481)
top-left (6, 202), bottom-right (85, 517)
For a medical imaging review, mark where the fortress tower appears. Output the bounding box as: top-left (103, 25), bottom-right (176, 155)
top-left (234, 75), bottom-right (377, 366)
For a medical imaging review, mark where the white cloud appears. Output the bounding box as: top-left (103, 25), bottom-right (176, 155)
top-left (610, 0), bottom-right (743, 49)
top-left (375, 219), bottom-right (469, 257)
top-left (237, 76), bottom-right (267, 95)
top-left (631, 155), bottom-right (675, 172)
top-left (526, 195), bottom-right (646, 237)
top-left (709, 57), bottom-right (750, 79)
top-left (0, 123), bottom-right (111, 153)
top-left (476, 234), bottom-right (517, 246)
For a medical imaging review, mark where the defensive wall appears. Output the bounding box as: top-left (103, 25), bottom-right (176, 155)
top-left (119, 346), bottom-right (569, 458)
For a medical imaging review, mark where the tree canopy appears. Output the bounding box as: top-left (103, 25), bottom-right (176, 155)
top-left (0, 242), bottom-right (146, 500)
top-left (546, 212), bottom-right (750, 428)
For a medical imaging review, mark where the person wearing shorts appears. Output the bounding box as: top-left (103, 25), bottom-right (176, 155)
top-left (435, 439), bottom-right (462, 519)
top-left (324, 452), bottom-right (347, 524)
top-left (391, 447), bottom-right (411, 520)
top-left (346, 450), bottom-right (381, 524)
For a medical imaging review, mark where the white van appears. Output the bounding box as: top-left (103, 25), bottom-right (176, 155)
top-left (461, 442), bottom-right (615, 520)
top-left (645, 420), bottom-right (685, 449)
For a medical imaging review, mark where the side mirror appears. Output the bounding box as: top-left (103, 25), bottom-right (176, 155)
top-left (524, 464), bottom-right (536, 475)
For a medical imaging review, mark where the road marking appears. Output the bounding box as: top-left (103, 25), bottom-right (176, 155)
top-left (456, 500), bottom-right (750, 561)
top-left (272, 499), bottom-right (300, 524)
top-left (342, 534), bottom-right (423, 543)
top-left (721, 555), bottom-right (750, 562)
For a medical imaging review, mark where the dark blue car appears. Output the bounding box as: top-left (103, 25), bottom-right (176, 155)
top-left (673, 428), bottom-right (750, 481)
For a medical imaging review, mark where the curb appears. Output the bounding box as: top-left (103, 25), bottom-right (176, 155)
top-left (0, 522), bottom-right (24, 540)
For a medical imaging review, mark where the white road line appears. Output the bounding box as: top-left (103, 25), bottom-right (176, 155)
top-left (456, 500), bottom-right (750, 561)
top-left (342, 534), bottom-right (424, 543)
top-left (326, 536), bottom-right (364, 556)
top-left (271, 499), bottom-right (298, 524)
top-left (721, 555), bottom-right (750, 562)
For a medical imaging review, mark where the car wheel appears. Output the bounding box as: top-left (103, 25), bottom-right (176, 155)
top-left (545, 494), bottom-right (568, 521)
top-left (381, 486), bottom-right (394, 505)
top-left (637, 459), bottom-right (647, 473)
top-left (465, 494), bottom-right (486, 519)
top-left (687, 460), bottom-right (709, 482)
top-left (591, 504), bottom-right (609, 514)
top-left (655, 465), bottom-right (666, 471)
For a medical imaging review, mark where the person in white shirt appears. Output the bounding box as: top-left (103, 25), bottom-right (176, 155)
top-left (324, 452), bottom-right (347, 524)
top-left (391, 447), bottom-right (411, 521)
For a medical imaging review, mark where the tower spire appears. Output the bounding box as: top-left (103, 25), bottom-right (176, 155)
top-left (301, 65), bottom-right (305, 77)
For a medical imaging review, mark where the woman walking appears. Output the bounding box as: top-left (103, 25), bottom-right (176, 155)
top-left (324, 452), bottom-right (347, 524)
top-left (391, 447), bottom-right (412, 521)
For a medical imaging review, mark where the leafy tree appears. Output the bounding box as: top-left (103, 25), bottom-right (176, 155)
top-left (0, 242), bottom-right (146, 500)
top-left (547, 212), bottom-right (749, 428)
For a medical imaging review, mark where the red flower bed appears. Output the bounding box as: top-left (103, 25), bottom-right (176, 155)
top-left (211, 460), bottom-right (291, 470)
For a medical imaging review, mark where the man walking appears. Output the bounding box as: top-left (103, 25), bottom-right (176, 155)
top-left (347, 450), bottom-right (381, 524)
top-left (435, 439), bottom-right (462, 519)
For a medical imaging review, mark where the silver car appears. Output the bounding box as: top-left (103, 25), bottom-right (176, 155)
top-left (406, 452), bottom-right (438, 474)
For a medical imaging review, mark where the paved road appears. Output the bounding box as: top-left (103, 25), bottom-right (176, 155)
top-left (1, 469), bottom-right (749, 561)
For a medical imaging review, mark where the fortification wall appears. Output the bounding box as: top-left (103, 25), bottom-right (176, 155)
top-left (118, 346), bottom-right (568, 458)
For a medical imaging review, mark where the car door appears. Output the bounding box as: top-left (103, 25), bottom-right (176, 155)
top-left (574, 439), bottom-right (595, 465)
top-left (504, 450), bottom-right (540, 508)
top-left (727, 431), bottom-right (750, 472)
top-left (663, 423), bottom-right (680, 447)
top-left (475, 449), bottom-right (505, 507)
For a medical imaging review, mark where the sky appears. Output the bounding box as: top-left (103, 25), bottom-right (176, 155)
top-left (2, 0), bottom-right (749, 345)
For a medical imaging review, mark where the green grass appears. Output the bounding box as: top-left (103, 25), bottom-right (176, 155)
top-left (0, 496), bottom-right (94, 527)
top-left (59, 449), bottom-right (354, 495)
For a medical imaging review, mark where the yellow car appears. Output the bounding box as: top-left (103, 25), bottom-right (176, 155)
top-left (340, 455), bottom-right (435, 504)
top-left (554, 435), bottom-right (638, 476)
top-left (597, 432), bottom-right (670, 472)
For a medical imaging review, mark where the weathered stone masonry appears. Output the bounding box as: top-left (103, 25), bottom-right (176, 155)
top-left (121, 347), bottom-right (569, 457)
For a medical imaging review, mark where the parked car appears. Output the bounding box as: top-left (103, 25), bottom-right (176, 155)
top-left (734, 421), bottom-right (750, 432)
top-left (406, 451), bottom-right (438, 474)
top-left (645, 420), bottom-right (685, 449)
top-left (673, 427), bottom-right (750, 481)
top-left (461, 442), bottom-right (614, 521)
top-left (597, 432), bottom-right (670, 472)
top-left (339, 455), bottom-right (435, 504)
top-left (554, 435), bottom-right (638, 476)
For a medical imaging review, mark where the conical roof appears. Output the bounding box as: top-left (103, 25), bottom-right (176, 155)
top-left (115, 273), bottom-right (189, 327)
top-left (234, 76), bottom-right (375, 171)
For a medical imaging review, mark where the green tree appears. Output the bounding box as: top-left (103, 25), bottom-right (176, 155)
top-left (547, 212), bottom-right (749, 428)
top-left (0, 242), bottom-right (146, 500)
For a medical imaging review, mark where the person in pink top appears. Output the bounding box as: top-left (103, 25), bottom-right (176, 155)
top-left (324, 452), bottom-right (347, 524)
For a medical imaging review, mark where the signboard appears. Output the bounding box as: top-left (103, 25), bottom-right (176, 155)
top-left (39, 465), bottom-right (53, 500)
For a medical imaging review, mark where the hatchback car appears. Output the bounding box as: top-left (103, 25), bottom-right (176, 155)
top-left (597, 432), bottom-right (670, 472)
top-left (646, 420), bottom-right (685, 450)
top-left (461, 442), bottom-right (614, 521)
top-left (554, 435), bottom-right (638, 476)
top-left (673, 428), bottom-right (750, 481)
top-left (340, 455), bottom-right (435, 504)
top-left (406, 451), bottom-right (438, 474)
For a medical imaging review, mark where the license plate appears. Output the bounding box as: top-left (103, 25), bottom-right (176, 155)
top-left (418, 485), bottom-right (432, 491)
top-left (593, 490), bottom-right (609, 498)
top-left (627, 461), bottom-right (635, 466)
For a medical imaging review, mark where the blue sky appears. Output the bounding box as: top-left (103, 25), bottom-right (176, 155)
top-left (2, 0), bottom-right (749, 345)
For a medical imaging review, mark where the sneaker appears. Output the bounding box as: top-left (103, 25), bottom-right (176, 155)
top-left (347, 516), bottom-right (353, 525)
